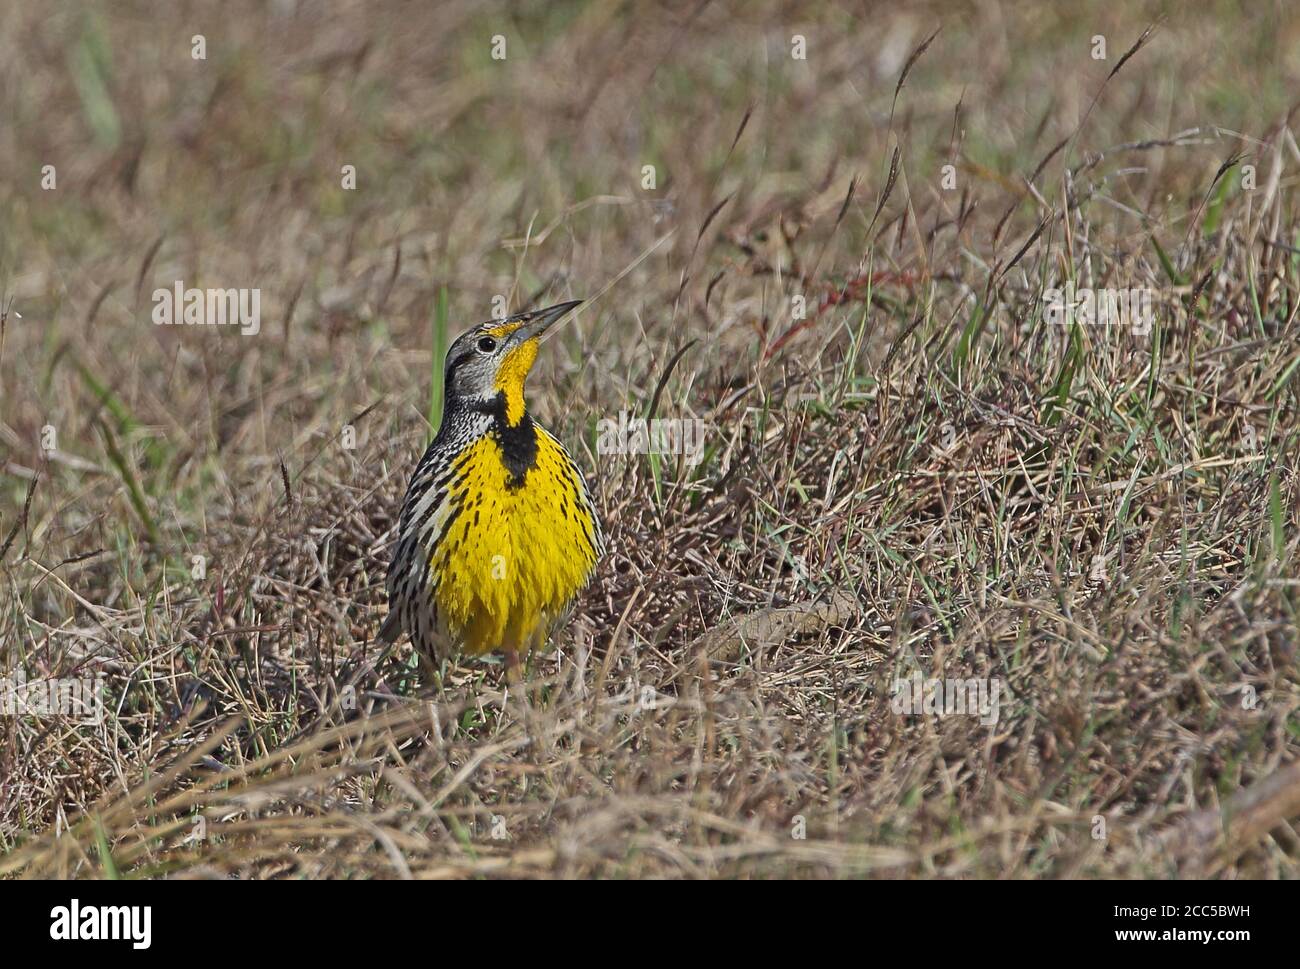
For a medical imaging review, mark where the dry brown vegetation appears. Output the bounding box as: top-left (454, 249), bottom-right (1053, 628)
top-left (2, 1), bottom-right (1299, 878)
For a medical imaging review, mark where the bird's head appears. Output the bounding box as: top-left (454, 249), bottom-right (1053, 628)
top-left (443, 299), bottom-right (582, 426)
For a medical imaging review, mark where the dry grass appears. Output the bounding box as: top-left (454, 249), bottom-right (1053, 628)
top-left (2, 0), bottom-right (1299, 878)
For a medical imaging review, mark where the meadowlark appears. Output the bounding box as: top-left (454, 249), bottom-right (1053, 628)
top-left (380, 300), bottom-right (603, 676)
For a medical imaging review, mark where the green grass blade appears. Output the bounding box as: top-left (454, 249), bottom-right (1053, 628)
top-left (98, 420), bottom-right (159, 544)
top-left (69, 16), bottom-right (121, 149)
top-left (1044, 320), bottom-right (1082, 426)
top-left (94, 817), bottom-right (122, 879)
top-left (1150, 235), bottom-right (1184, 286)
top-left (428, 285), bottom-right (449, 437)
top-left (1269, 472), bottom-right (1285, 562)
top-left (952, 301), bottom-right (989, 370)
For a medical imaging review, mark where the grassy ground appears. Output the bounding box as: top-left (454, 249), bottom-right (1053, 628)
top-left (2, 0), bottom-right (1299, 878)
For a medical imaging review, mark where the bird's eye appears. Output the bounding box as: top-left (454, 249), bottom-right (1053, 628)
top-left (477, 336), bottom-right (497, 353)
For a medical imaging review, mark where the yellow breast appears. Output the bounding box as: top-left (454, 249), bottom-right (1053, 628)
top-left (431, 426), bottom-right (600, 655)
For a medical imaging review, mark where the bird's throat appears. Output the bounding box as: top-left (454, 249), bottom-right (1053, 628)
top-left (493, 340), bottom-right (538, 426)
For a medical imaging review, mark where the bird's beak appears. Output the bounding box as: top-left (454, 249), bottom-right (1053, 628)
top-left (508, 299), bottom-right (583, 345)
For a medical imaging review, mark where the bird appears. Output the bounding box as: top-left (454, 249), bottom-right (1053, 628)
top-left (380, 299), bottom-right (603, 679)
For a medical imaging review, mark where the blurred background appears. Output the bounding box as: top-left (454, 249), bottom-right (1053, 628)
top-left (2, 1), bottom-right (1299, 878)
top-left (3, 0), bottom-right (1296, 476)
